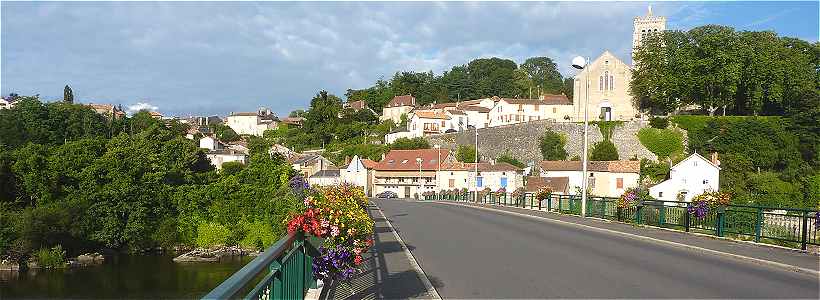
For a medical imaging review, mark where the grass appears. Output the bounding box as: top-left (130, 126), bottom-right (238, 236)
top-left (637, 127), bottom-right (684, 160)
top-left (669, 115), bottom-right (780, 132)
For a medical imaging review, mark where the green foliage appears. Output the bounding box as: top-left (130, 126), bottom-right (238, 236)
top-left (209, 123), bottom-right (239, 142)
top-left (239, 220), bottom-right (277, 250)
top-left (496, 154), bottom-right (525, 168)
top-left (637, 128), bottom-right (684, 160)
top-left (592, 121), bottom-right (623, 140)
top-left (390, 137), bottom-right (430, 150)
top-left (195, 222), bottom-right (231, 248)
top-left (740, 172), bottom-right (802, 208)
top-left (640, 158), bottom-right (671, 183)
top-left (456, 145), bottom-right (477, 163)
top-left (0, 97), bottom-right (110, 149)
top-left (632, 25), bottom-right (818, 116)
top-left (338, 144), bottom-right (388, 163)
top-left (539, 129), bottom-right (567, 160)
top-left (34, 245), bottom-right (66, 268)
top-left (590, 140), bottom-right (619, 161)
top-left (649, 117), bottom-right (669, 129)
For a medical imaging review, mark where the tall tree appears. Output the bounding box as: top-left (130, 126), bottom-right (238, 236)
top-left (520, 57), bottom-right (564, 96)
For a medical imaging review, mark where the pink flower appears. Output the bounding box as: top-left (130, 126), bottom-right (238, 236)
top-left (331, 225), bottom-right (340, 237)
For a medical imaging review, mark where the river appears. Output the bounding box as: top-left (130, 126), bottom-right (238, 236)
top-left (0, 254), bottom-right (252, 299)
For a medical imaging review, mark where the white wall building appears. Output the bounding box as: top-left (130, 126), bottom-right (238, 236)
top-left (206, 149), bottom-right (248, 170)
top-left (226, 109), bottom-right (278, 136)
top-left (649, 153), bottom-right (721, 202)
top-left (437, 162), bottom-right (524, 192)
top-left (539, 160), bottom-right (640, 197)
top-left (380, 95), bottom-right (416, 124)
top-left (340, 155), bottom-right (377, 196)
top-left (488, 96), bottom-right (573, 127)
top-left (199, 136), bottom-right (224, 151)
top-left (308, 169), bottom-right (341, 186)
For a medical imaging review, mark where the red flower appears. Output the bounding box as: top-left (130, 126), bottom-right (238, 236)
top-left (354, 255), bottom-right (363, 266)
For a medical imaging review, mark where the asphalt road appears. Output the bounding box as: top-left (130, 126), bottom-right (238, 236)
top-left (374, 199), bottom-right (820, 299)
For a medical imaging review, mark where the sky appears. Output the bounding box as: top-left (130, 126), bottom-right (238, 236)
top-left (1, 1), bottom-right (818, 117)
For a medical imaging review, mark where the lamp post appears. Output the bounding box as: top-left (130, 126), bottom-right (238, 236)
top-left (416, 157), bottom-right (423, 199)
top-left (473, 125), bottom-right (479, 203)
top-left (434, 144), bottom-right (441, 191)
top-left (572, 55), bottom-right (590, 217)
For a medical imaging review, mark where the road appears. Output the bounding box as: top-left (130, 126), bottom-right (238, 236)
top-left (373, 199), bottom-right (820, 299)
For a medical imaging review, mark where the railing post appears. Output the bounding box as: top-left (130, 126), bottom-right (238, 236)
top-left (635, 203), bottom-right (643, 224)
top-left (599, 198), bottom-right (606, 218)
top-left (569, 195), bottom-right (575, 214)
top-left (559, 196), bottom-right (564, 213)
top-left (658, 203), bottom-right (666, 227)
top-left (547, 195), bottom-right (552, 212)
top-left (684, 203), bottom-right (691, 232)
top-left (754, 207), bottom-right (762, 242)
top-left (801, 211), bottom-right (808, 251)
top-left (716, 209), bottom-right (725, 237)
top-left (538, 195), bottom-right (542, 211)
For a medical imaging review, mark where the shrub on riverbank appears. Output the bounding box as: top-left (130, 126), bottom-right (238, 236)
top-left (34, 245), bottom-right (66, 269)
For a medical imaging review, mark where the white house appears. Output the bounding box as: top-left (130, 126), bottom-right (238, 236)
top-left (206, 149), bottom-right (248, 170)
top-left (539, 160), bottom-right (640, 197)
top-left (226, 108), bottom-right (279, 136)
top-left (649, 153), bottom-right (721, 202)
top-left (199, 136), bottom-right (224, 151)
top-left (308, 169), bottom-right (341, 186)
top-left (437, 162), bottom-right (525, 192)
top-left (340, 155), bottom-right (378, 196)
top-left (488, 95), bottom-right (573, 127)
top-left (380, 95), bottom-right (416, 124)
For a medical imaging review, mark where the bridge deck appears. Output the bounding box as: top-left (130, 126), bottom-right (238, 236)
top-left (366, 199), bottom-right (819, 299)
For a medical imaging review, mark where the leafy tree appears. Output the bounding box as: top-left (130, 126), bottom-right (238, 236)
top-left (390, 137), bottom-right (430, 150)
top-left (520, 57), bottom-right (564, 95)
top-left (220, 162), bottom-right (245, 176)
top-left (456, 145), bottom-right (477, 163)
top-left (497, 154), bottom-right (525, 168)
top-left (590, 140), bottom-right (619, 161)
top-left (539, 129), bottom-right (567, 160)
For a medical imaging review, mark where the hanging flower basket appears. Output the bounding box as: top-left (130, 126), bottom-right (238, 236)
top-left (495, 187), bottom-right (507, 196)
top-left (687, 190), bottom-right (731, 219)
top-left (511, 187), bottom-right (525, 198)
top-left (285, 184), bottom-right (374, 281)
top-left (535, 188), bottom-right (552, 202)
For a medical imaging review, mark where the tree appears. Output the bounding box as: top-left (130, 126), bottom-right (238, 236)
top-left (590, 140), bottom-right (619, 161)
top-left (456, 145), bottom-right (477, 163)
top-left (497, 154), bottom-right (525, 168)
top-left (520, 57), bottom-right (564, 96)
top-left (63, 85), bottom-right (74, 103)
top-left (390, 137), bottom-right (430, 150)
top-left (539, 130), bottom-right (567, 160)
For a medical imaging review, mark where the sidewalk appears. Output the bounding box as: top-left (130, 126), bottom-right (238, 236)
top-left (441, 200), bottom-right (820, 273)
top-left (320, 204), bottom-right (438, 300)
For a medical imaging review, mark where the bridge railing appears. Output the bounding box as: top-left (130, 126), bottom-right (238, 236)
top-left (202, 232), bottom-right (319, 300)
top-left (428, 191), bottom-right (819, 251)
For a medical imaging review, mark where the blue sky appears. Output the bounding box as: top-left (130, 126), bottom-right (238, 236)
top-left (2, 1), bottom-right (817, 117)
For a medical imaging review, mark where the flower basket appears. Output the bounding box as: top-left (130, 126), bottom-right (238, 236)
top-left (687, 190), bottom-right (731, 219)
top-left (535, 188), bottom-right (552, 202)
top-left (285, 184), bottom-right (374, 281)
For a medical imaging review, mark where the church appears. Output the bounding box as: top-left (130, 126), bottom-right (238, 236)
top-left (571, 7), bottom-right (666, 122)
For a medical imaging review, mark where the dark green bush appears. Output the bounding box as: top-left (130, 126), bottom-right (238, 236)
top-left (590, 140), bottom-right (619, 161)
top-left (649, 117), bottom-right (669, 129)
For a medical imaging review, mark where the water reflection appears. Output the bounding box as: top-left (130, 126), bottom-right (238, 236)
top-left (0, 254), bottom-right (252, 299)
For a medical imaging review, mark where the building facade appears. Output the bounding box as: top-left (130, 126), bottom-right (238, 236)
top-left (437, 162), bottom-right (524, 192)
top-left (380, 95), bottom-right (416, 124)
top-left (373, 149), bottom-right (452, 198)
top-left (539, 160), bottom-right (640, 197)
top-left (572, 51), bottom-right (637, 122)
top-left (632, 6), bottom-right (667, 64)
top-left (488, 95), bottom-right (573, 127)
top-left (649, 153), bottom-right (720, 202)
top-left (226, 108), bottom-right (279, 136)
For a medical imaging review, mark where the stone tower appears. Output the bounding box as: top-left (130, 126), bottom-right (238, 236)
top-left (632, 6), bottom-right (666, 65)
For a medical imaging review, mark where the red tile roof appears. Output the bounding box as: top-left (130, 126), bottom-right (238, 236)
top-left (347, 100), bottom-right (367, 110)
top-left (539, 160), bottom-right (640, 173)
top-left (501, 94), bottom-right (571, 106)
top-left (361, 159), bottom-right (378, 169)
top-left (386, 95), bottom-right (416, 108)
top-left (374, 149), bottom-right (451, 171)
top-left (413, 110), bottom-right (450, 120)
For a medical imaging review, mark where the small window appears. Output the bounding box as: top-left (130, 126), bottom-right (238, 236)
top-left (659, 192), bottom-right (664, 197)
top-left (552, 107), bottom-right (557, 113)
top-left (703, 179), bottom-right (709, 184)
top-left (616, 178), bottom-right (624, 189)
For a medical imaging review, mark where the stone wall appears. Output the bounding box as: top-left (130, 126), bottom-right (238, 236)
top-left (425, 120), bottom-right (657, 168)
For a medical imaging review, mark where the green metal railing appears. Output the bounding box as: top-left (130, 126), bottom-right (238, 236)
top-left (203, 232), bottom-right (319, 300)
top-left (428, 191), bottom-right (819, 251)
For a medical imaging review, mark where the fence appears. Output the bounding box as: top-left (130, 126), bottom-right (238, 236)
top-left (202, 232), bottom-right (319, 300)
top-left (424, 192), bottom-right (820, 251)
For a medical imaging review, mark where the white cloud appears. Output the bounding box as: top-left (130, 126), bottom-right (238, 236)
top-left (127, 102), bottom-right (159, 114)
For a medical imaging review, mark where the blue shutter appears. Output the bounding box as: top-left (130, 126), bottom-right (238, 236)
top-left (500, 177), bottom-right (508, 188)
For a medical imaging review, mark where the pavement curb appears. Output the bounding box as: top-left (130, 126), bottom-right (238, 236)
top-left (374, 203), bottom-right (443, 300)
top-left (434, 201), bottom-right (820, 278)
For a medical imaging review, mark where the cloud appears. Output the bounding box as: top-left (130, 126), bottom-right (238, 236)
top-left (127, 102), bottom-right (159, 114)
top-left (1, 1), bottom-right (816, 117)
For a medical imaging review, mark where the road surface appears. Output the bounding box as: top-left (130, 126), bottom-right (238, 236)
top-left (373, 199), bottom-right (820, 299)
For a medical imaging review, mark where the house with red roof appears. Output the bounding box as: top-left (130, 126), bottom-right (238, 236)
top-left (373, 149), bottom-right (453, 198)
top-left (379, 94), bottom-right (416, 124)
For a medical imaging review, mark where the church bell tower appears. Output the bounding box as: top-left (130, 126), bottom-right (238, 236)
top-left (632, 6), bottom-right (667, 65)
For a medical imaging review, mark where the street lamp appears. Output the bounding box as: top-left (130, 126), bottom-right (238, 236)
top-left (572, 55), bottom-right (590, 217)
top-left (473, 125), bottom-right (479, 203)
top-left (416, 157), bottom-right (423, 199)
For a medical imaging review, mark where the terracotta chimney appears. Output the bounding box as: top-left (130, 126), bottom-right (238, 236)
top-left (711, 152), bottom-right (720, 166)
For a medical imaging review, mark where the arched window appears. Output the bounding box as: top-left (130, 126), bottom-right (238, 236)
top-left (610, 75), bottom-right (614, 90)
top-left (604, 71), bottom-right (609, 91)
top-left (599, 76), bottom-right (603, 91)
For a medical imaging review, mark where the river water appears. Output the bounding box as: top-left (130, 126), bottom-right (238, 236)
top-left (0, 254), bottom-right (252, 299)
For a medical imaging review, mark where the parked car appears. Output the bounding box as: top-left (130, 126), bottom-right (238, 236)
top-left (377, 191), bottom-right (398, 199)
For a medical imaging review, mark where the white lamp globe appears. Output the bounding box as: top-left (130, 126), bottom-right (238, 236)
top-left (571, 56), bottom-right (587, 70)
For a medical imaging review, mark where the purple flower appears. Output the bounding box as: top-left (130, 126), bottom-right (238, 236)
top-left (814, 211), bottom-right (820, 230)
top-left (289, 175), bottom-right (310, 196)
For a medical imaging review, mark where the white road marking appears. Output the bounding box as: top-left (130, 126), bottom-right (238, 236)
top-left (374, 202), bottom-right (442, 300)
